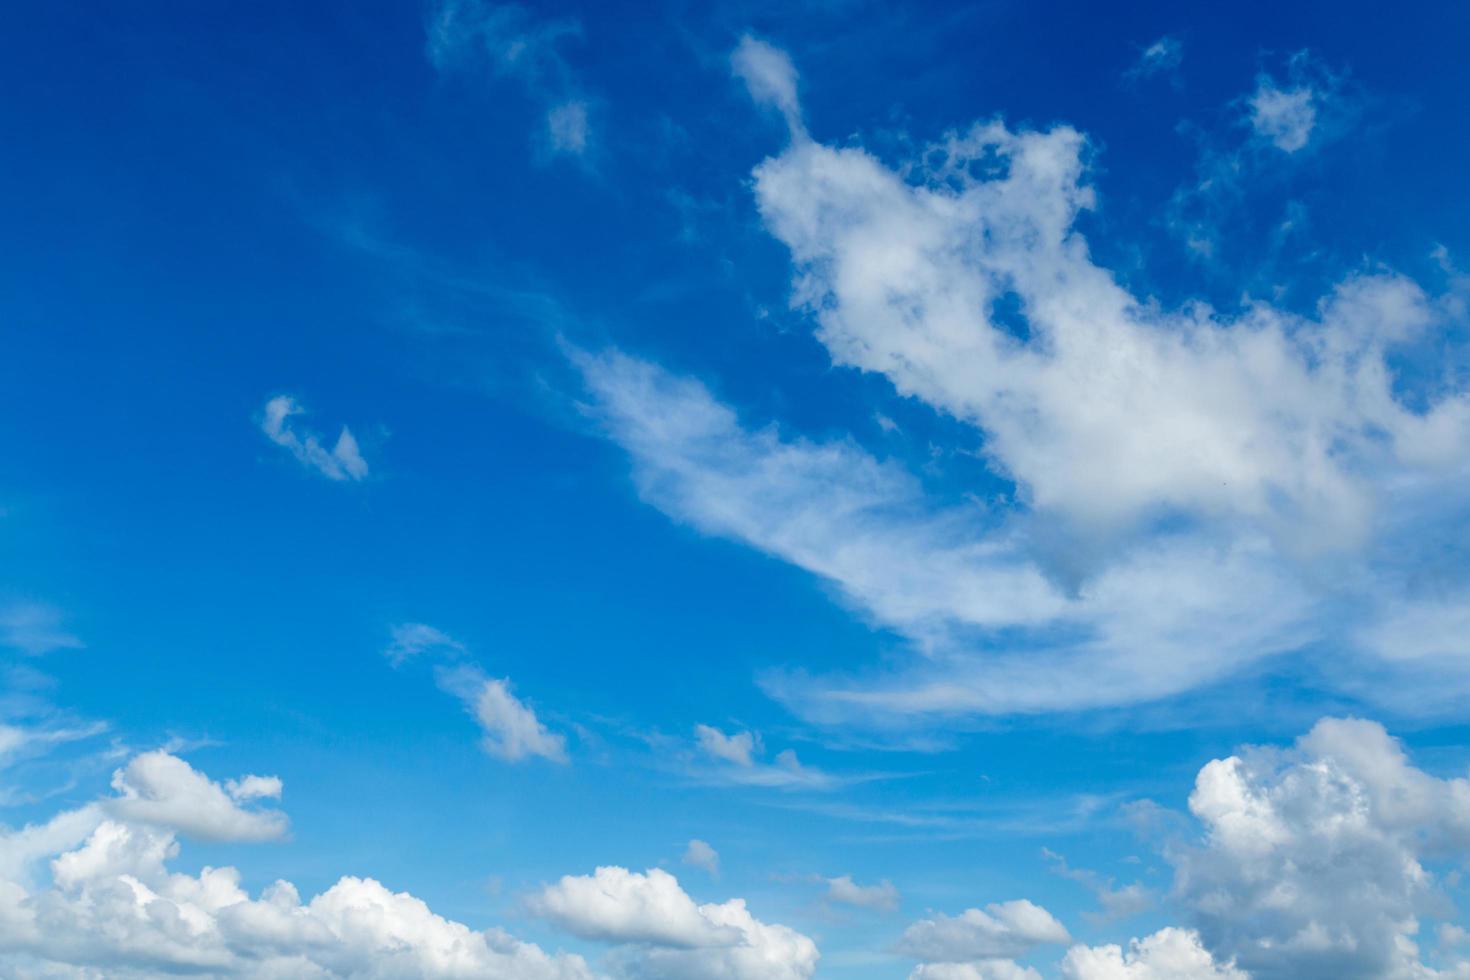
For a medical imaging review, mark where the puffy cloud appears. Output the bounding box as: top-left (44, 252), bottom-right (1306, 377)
top-left (530, 866), bottom-right (819, 980)
top-left (0, 757), bottom-right (595, 979)
top-left (531, 866), bottom-right (737, 947)
top-left (732, 35), bottom-right (803, 136)
top-left (1060, 928), bottom-right (1246, 980)
top-left (259, 395), bottom-right (368, 482)
top-left (1167, 718), bottom-right (1470, 979)
top-left (682, 839), bottom-right (719, 876)
top-left (106, 751), bottom-right (288, 843)
top-left (825, 874), bottom-right (899, 912)
top-left (439, 666), bottom-right (568, 763)
top-left (897, 900), bottom-right (1071, 962)
top-left (911, 962), bottom-right (1043, 980)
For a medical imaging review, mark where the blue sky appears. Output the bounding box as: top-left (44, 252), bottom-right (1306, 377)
top-left (3, 2), bottom-right (1470, 978)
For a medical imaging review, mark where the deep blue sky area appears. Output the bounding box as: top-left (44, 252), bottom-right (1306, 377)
top-left (3, 3), bottom-right (1470, 978)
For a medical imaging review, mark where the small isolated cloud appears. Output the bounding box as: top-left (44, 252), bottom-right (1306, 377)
top-left (691, 724), bottom-right (835, 789)
top-left (1248, 79), bottom-right (1316, 152)
top-left (731, 35), bottom-right (804, 137)
top-left (695, 724), bottom-right (759, 767)
top-left (385, 622), bottom-right (466, 666)
top-left (0, 603), bottom-right (82, 657)
top-left (106, 750), bottom-right (288, 843)
top-left (897, 900), bottom-right (1071, 963)
top-left (683, 838), bottom-right (720, 876)
top-left (529, 865), bottom-right (819, 979)
top-left (826, 874), bottom-right (899, 912)
top-left (260, 395), bottom-right (368, 481)
top-left (1125, 35), bottom-right (1182, 84)
top-left (439, 665), bottom-right (568, 763)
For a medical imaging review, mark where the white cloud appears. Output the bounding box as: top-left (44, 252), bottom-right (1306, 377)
top-left (1165, 718), bottom-right (1470, 979)
top-left (690, 723), bottom-right (835, 788)
top-left (897, 900), bottom-right (1071, 962)
top-left (695, 724), bottom-right (759, 767)
top-left (106, 750), bottom-right (288, 843)
top-left (0, 603), bottom-right (82, 656)
top-left (530, 865), bottom-right (819, 980)
top-left (531, 866), bottom-right (738, 947)
top-left (439, 665), bottom-right (568, 763)
top-left (0, 756), bottom-right (596, 979)
top-left (259, 395), bottom-right (368, 482)
top-left (683, 839), bottom-right (720, 876)
top-left (0, 718), bottom-right (104, 772)
top-left (911, 962), bottom-right (1043, 980)
top-left (577, 40), bottom-right (1470, 719)
top-left (385, 622), bottom-right (466, 666)
top-left (1060, 928), bottom-right (1246, 980)
top-left (578, 346), bottom-right (1318, 716)
top-left (1248, 80), bottom-right (1317, 152)
top-left (732, 35), bottom-right (804, 137)
top-left (826, 874), bottom-right (899, 912)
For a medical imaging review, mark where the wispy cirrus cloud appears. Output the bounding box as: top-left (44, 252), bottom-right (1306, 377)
top-left (427, 0), bottom-right (597, 161)
top-left (259, 395), bottom-right (369, 482)
top-left (0, 603), bottom-right (82, 657)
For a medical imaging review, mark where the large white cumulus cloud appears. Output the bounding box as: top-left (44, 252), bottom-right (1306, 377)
top-left (1170, 718), bottom-right (1470, 979)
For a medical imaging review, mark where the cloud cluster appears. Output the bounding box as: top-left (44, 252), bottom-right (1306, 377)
top-left (898, 718), bottom-right (1470, 979)
top-left (580, 40), bottom-right (1470, 719)
top-left (0, 751), bottom-right (596, 978)
top-left (0, 750), bottom-right (825, 979)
